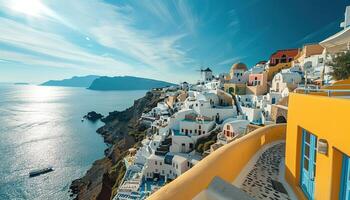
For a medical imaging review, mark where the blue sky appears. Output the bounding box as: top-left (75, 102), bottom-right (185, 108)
top-left (0, 0), bottom-right (348, 83)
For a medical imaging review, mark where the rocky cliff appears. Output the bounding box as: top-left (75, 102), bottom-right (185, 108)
top-left (88, 76), bottom-right (175, 91)
top-left (70, 90), bottom-right (163, 200)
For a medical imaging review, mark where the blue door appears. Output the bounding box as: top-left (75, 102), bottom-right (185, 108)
top-left (300, 129), bottom-right (317, 200)
top-left (340, 155), bottom-right (350, 200)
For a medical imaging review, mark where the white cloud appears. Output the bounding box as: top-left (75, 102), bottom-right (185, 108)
top-left (0, 0), bottom-right (199, 82)
top-left (0, 49), bottom-right (87, 70)
top-left (0, 17), bottom-right (137, 75)
top-left (173, 0), bottom-right (199, 34)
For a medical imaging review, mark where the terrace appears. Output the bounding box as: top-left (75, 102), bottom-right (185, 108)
top-left (147, 124), bottom-right (288, 200)
top-left (138, 177), bottom-right (166, 199)
top-left (235, 142), bottom-right (295, 200)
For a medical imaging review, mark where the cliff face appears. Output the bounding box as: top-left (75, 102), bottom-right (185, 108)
top-left (70, 91), bottom-right (163, 200)
top-left (41, 75), bottom-right (100, 87)
top-left (88, 76), bottom-right (175, 91)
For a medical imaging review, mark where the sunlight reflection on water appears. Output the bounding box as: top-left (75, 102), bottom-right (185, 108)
top-left (0, 84), bottom-right (146, 199)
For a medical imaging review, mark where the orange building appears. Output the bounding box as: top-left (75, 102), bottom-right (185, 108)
top-left (267, 49), bottom-right (300, 81)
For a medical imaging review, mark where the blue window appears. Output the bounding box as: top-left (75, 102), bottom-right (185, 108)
top-left (271, 97), bottom-right (276, 104)
top-left (300, 129), bottom-right (317, 200)
top-left (340, 155), bottom-right (350, 200)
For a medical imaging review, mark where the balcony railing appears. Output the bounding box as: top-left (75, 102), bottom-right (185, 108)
top-left (295, 88), bottom-right (350, 97)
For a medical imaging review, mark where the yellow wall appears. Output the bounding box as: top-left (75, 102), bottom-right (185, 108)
top-left (148, 124), bottom-right (286, 200)
top-left (267, 62), bottom-right (292, 81)
top-left (285, 93), bottom-right (350, 200)
top-left (224, 83), bottom-right (246, 95)
top-left (322, 78), bottom-right (350, 90)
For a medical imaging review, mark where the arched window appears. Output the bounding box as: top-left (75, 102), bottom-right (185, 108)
top-left (281, 54), bottom-right (287, 63)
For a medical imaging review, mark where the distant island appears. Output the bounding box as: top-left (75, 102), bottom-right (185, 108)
top-left (40, 75), bottom-right (175, 90)
top-left (88, 76), bottom-right (175, 91)
top-left (40, 75), bottom-right (100, 87)
top-left (14, 82), bottom-right (29, 85)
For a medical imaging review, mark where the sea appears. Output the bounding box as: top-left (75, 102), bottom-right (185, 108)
top-left (0, 83), bottom-right (146, 200)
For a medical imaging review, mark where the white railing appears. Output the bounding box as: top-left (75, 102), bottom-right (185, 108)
top-left (298, 88), bottom-right (350, 97)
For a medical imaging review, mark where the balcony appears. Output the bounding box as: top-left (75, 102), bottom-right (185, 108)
top-left (148, 124), bottom-right (287, 200)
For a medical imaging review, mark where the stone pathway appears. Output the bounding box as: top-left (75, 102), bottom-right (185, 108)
top-left (241, 143), bottom-right (290, 200)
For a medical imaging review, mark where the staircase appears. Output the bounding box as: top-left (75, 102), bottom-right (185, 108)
top-left (155, 137), bottom-right (172, 156)
top-left (232, 94), bottom-right (243, 115)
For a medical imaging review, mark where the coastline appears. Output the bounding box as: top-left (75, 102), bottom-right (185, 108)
top-left (70, 90), bottom-right (163, 200)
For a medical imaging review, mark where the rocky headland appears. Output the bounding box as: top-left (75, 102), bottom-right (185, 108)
top-left (70, 90), bottom-right (164, 200)
top-left (84, 111), bottom-right (104, 122)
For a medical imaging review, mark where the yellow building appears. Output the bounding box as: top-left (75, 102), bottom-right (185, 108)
top-left (285, 91), bottom-right (350, 200)
top-left (267, 48), bottom-right (300, 81)
top-left (267, 62), bottom-right (292, 81)
top-left (147, 85), bottom-right (350, 200)
top-left (223, 83), bottom-right (246, 95)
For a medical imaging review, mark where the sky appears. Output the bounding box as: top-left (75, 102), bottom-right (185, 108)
top-left (0, 0), bottom-right (348, 84)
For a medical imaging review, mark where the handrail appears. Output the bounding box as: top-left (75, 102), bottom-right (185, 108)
top-left (296, 87), bottom-right (350, 97)
top-left (147, 124), bottom-right (286, 200)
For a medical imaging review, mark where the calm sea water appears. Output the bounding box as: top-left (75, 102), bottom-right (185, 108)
top-left (0, 84), bottom-right (146, 200)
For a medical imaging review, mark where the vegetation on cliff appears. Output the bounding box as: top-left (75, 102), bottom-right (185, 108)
top-left (70, 90), bottom-right (163, 200)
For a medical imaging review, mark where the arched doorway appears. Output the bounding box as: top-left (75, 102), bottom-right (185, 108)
top-left (228, 87), bottom-right (234, 94)
top-left (276, 115), bottom-right (287, 123)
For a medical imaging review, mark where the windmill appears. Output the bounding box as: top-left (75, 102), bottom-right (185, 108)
top-left (196, 66), bottom-right (204, 82)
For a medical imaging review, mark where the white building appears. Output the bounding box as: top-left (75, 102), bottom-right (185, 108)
top-left (236, 92), bottom-right (282, 125)
top-left (202, 68), bottom-right (213, 82)
top-left (340, 6), bottom-right (350, 29)
top-left (180, 82), bottom-right (189, 91)
top-left (319, 5), bottom-right (350, 84)
top-left (218, 119), bottom-right (250, 144)
top-left (170, 113), bottom-right (215, 153)
top-left (142, 153), bottom-right (200, 181)
top-left (271, 72), bottom-right (302, 93)
top-left (183, 91), bottom-right (237, 123)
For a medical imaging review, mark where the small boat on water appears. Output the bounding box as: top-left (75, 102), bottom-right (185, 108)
top-left (29, 166), bottom-right (54, 177)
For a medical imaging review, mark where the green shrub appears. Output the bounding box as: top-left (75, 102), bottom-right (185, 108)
top-left (197, 143), bottom-right (204, 153)
top-left (330, 51), bottom-right (350, 80)
top-left (203, 141), bottom-right (215, 151)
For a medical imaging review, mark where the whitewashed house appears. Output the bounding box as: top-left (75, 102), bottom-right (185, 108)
top-left (218, 119), bottom-right (250, 144)
top-left (271, 72), bottom-right (302, 93)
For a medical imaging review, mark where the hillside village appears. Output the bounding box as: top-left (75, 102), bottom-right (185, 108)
top-left (113, 6), bottom-right (350, 200)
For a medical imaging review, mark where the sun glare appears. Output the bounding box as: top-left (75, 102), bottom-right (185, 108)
top-left (10, 0), bottom-right (46, 17)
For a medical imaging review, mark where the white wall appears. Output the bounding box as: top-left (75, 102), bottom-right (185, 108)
top-left (170, 134), bottom-right (195, 153)
top-left (241, 106), bottom-right (263, 124)
top-left (179, 120), bottom-right (215, 137)
top-left (198, 107), bottom-right (236, 122)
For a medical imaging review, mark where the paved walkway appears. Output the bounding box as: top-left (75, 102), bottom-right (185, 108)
top-left (240, 143), bottom-right (291, 200)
